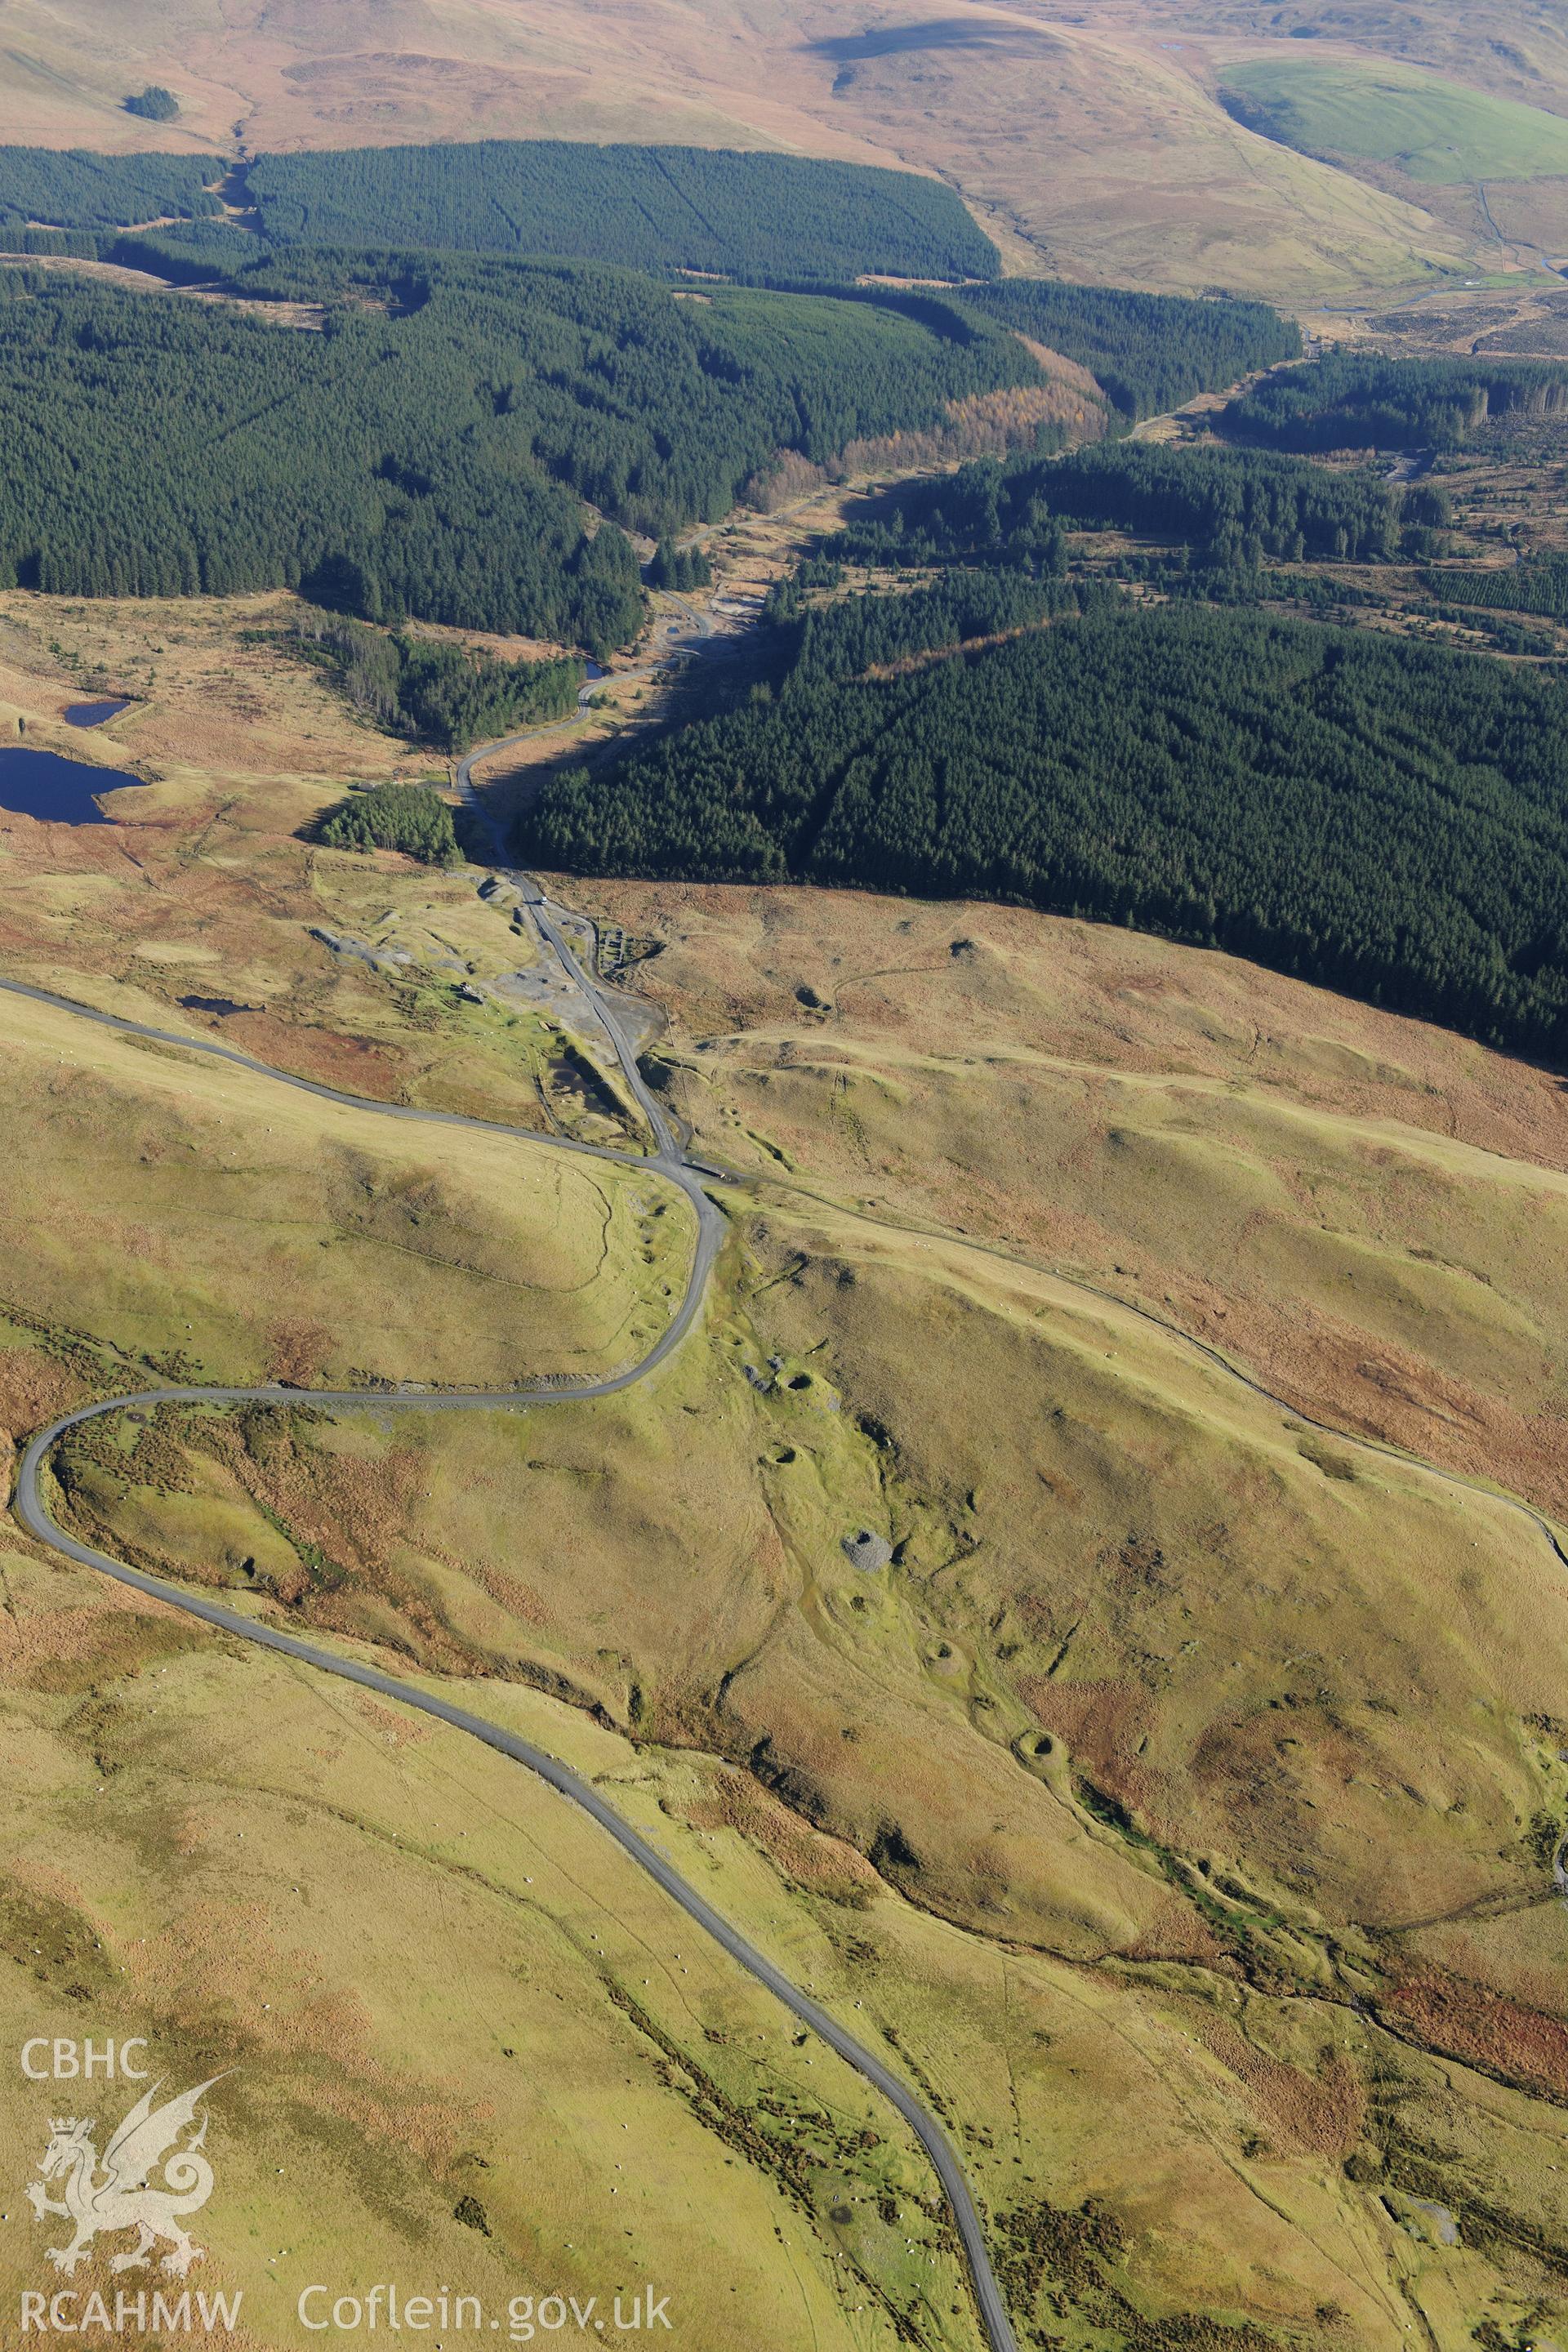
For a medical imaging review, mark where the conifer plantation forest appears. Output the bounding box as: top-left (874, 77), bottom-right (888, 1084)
top-left (1, 128), bottom-right (1566, 1064)
top-left (954, 279), bottom-right (1301, 421)
top-left (834, 443), bottom-right (1414, 568)
top-left (241, 141), bottom-right (1003, 283)
top-left (0, 145), bottom-right (223, 234)
top-left (1218, 350), bottom-right (1568, 449)
top-left (318, 782), bottom-right (461, 862)
top-left (0, 256), bottom-right (1035, 648)
top-left (522, 591), bottom-right (1568, 1058)
top-left (292, 617), bottom-right (584, 752)
top-left (0, 138), bottom-right (1000, 282)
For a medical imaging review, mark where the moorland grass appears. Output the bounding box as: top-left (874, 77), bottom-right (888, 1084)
top-left (1222, 55), bottom-right (1568, 182)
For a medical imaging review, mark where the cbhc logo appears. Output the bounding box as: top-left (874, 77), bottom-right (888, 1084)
top-left (20, 2039), bottom-right (150, 2080)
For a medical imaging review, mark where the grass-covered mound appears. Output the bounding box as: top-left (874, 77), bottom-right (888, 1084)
top-left (318, 784), bottom-right (460, 864)
top-left (519, 595), bottom-right (1568, 1058)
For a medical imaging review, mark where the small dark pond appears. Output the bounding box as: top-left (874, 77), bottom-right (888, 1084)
top-left (65, 699), bottom-right (131, 728)
top-left (585, 661), bottom-right (608, 679)
top-left (179, 995), bottom-right (258, 1018)
top-left (0, 746), bottom-right (145, 824)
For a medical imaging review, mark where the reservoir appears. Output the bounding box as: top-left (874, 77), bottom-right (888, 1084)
top-left (0, 746), bottom-right (145, 824)
top-left (65, 699), bottom-right (132, 727)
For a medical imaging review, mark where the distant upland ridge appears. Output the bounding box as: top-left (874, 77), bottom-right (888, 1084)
top-left (0, 137), bottom-right (1001, 285)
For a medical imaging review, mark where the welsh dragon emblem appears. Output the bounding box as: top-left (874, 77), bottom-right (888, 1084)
top-left (27, 2075), bottom-right (226, 2278)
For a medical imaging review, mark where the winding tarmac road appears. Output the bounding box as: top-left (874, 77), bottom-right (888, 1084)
top-left (14, 616), bottom-right (1568, 2332)
top-left (2, 853), bottom-right (1022, 2352)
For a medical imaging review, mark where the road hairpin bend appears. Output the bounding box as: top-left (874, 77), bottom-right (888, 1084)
top-left (2, 850), bottom-right (1023, 2352)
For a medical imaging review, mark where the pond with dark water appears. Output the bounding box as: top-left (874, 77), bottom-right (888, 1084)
top-left (65, 699), bottom-right (132, 728)
top-left (0, 746), bottom-right (145, 824)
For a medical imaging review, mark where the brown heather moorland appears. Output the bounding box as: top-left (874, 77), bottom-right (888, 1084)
top-left (0, 0), bottom-right (1544, 295)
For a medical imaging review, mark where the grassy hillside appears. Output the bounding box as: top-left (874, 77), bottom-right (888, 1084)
top-left (18, 1017), bottom-right (1568, 2341)
top-left (13, 1507), bottom-right (1551, 2351)
top-left (65, 1210), bottom-right (1564, 1967)
top-left (0, 987), bottom-right (690, 1392)
top-left (4, 694), bottom-right (1568, 2339)
top-left (0, 1539), bottom-right (997, 2352)
top-left (577, 876), bottom-right (1568, 1524)
top-left (1219, 54), bottom-right (1568, 183)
